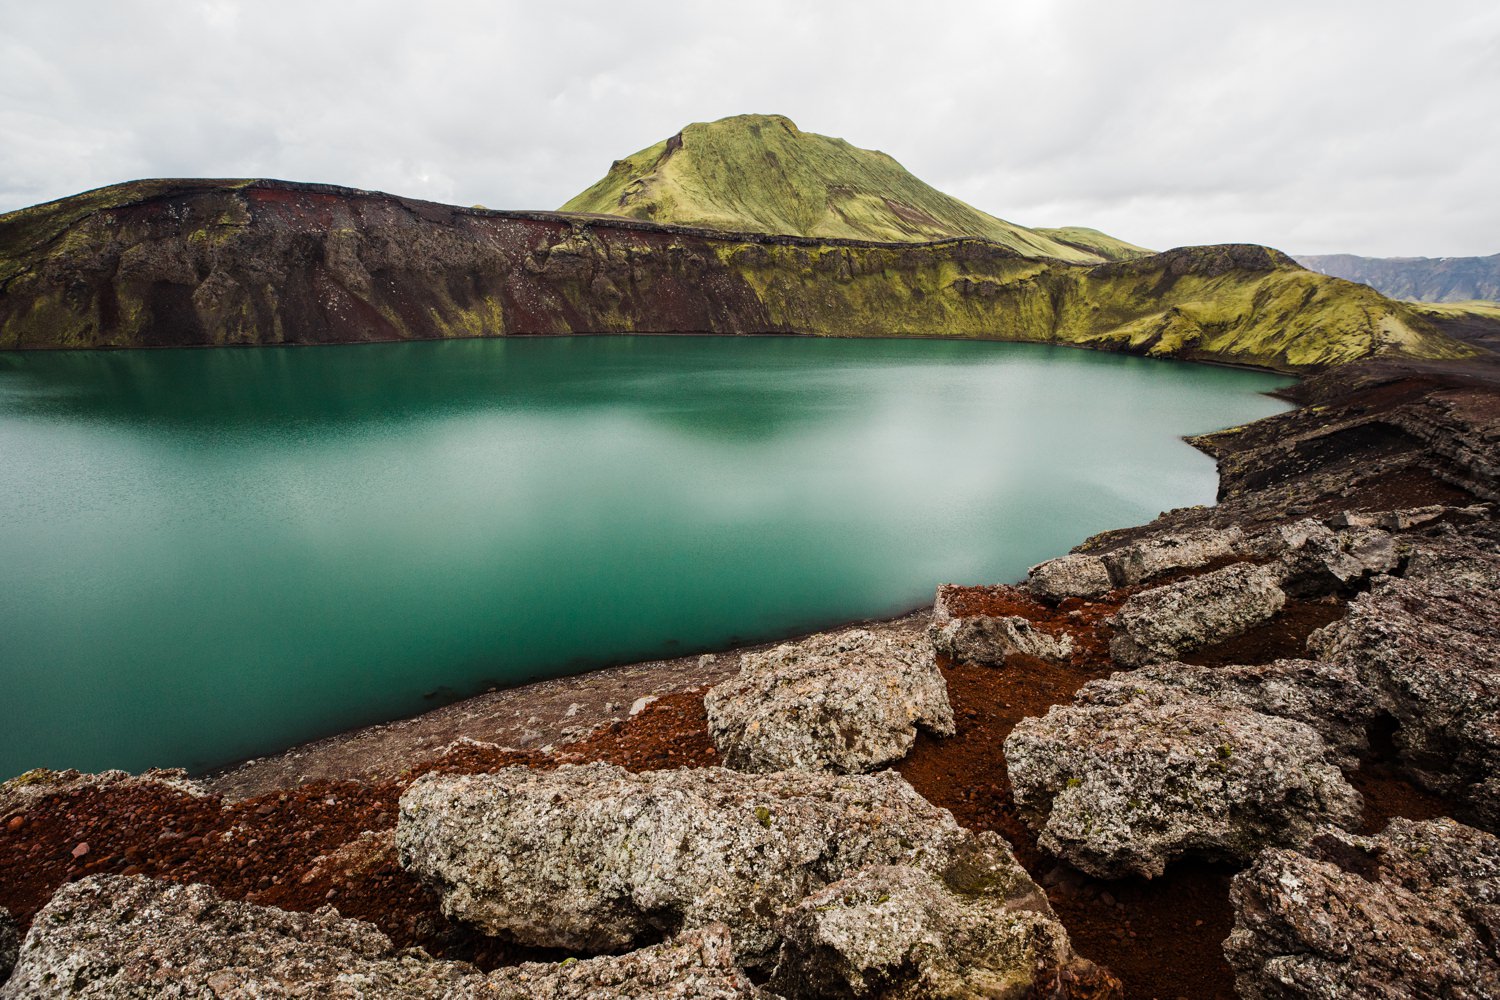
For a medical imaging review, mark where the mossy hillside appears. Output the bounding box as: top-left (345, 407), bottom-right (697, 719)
top-left (0, 179), bottom-right (1481, 369)
top-left (561, 114), bottom-right (1109, 263)
top-left (1406, 299), bottom-right (1500, 354)
top-left (1050, 248), bottom-right (1475, 367)
top-left (0, 179), bottom-right (258, 287)
top-left (1035, 227), bottom-right (1154, 262)
top-left (704, 240), bottom-right (1474, 368)
top-left (1410, 299), bottom-right (1500, 322)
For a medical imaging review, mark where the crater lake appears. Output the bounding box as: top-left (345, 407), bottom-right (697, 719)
top-left (0, 336), bottom-right (1292, 777)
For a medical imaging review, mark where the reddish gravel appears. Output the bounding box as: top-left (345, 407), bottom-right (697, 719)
top-left (894, 652), bottom-right (1243, 1000)
top-left (1180, 596), bottom-right (1348, 667)
top-left (0, 693), bottom-right (718, 970)
top-left (939, 583), bottom-right (1124, 667)
top-left (0, 588), bottom-right (1469, 999)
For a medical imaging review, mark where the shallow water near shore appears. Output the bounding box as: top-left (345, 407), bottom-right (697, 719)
top-left (0, 336), bottom-right (1291, 776)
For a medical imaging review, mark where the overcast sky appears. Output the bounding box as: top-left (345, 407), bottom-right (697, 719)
top-left (3, 1), bottom-right (1496, 256)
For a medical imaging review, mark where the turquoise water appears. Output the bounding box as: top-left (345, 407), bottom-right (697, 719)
top-left (0, 337), bottom-right (1291, 777)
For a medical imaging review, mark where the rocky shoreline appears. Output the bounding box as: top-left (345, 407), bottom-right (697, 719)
top-left (3, 353), bottom-right (1499, 998)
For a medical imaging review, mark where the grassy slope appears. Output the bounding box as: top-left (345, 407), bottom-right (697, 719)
top-left (1035, 227), bottom-right (1153, 262)
top-left (1410, 299), bottom-right (1500, 321)
top-left (561, 114), bottom-right (1107, 262)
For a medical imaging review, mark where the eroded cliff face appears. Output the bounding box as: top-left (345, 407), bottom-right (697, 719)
top-left (0, 179), bottom-right (1478, 369)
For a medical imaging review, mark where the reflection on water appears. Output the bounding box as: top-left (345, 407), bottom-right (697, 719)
top-left (0, 336), bottom-right (1292, 776)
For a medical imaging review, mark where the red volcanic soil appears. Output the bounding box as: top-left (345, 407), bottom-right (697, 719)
top-left (0, 585), bottom-right (1467, 999)
top-left (0, 694), bottom-right (718, 971)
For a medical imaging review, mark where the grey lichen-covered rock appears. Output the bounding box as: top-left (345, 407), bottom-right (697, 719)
top-left (769, 864), bottom-right (1121, 999)
top-left (1075, 658), bottom-right (1380, 767)
top-left (1026, 554), bottom-right (1114, 601)
top-left (397, 765), bottom-right (1041, 969)
top-left (1225, 818), bottom-right (1500, 1000)
top-left (0, 875), bottom-right (765, 999)
top-left (489, 924), bottom-right (769, 999)
top-left (1005, 694), bottom-right (1361, 878)
top-left (1308, 526), bottom-right (1500, 829)
top-left (0, 874), bottom-right (473, 998)
top-left (1109, 562), bottom-right (1286, 666)
top-left (929, 614), bottom-right (1074, 666)
top-left (0, 906), bottom-right (17, 985)
top-left (1099, 526), bottom-right (1245, 586)
top-left (1242, 518), bottom-right (1335, 559)
top-left (1272, 521), bottom-right (1400, 596)
top-left (703, 629), bottom-right (953, 774)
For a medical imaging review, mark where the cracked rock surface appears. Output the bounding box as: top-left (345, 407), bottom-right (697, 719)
top-left (1267, 520), bottom-right (1400, 595)
top-left (0, 874), bottom-right (766, 999)
top-left (1074, 658), bottom-right (1379, 768)
top-left (1225, 818), bottom-right (1500, 1000)
top-left (396, 764), bottom-right (1056, 971)
top-left (929, 614), bottom-right (1075, 666)
top-left (1026, 554), bottom-right (1114, 601)
top-left (1099, 526), bottom-right (1245, 587)
top-left (1005, 691), bottom-right (1361, 878)
top-left (1109, 562), bottom-right (1286, 666)
top-left (769, 864), bottom-right (1120, 999)
top-left (703, 629), bottom-right (953, 774)
top-left (1308, 523), bottom-right (1500, 829)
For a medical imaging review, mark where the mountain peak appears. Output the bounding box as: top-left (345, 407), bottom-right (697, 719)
top-left (562, 117), bottom-right (1143, 261)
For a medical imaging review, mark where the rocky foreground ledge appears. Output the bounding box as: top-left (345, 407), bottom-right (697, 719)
top-left (2, 356), bottom-right (1499, 998)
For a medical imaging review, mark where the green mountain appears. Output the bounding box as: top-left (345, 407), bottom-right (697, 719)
top-left (561, 114), bottom-right (1146, 262)
top-left (1296, 252), bottom-right (1500, 303)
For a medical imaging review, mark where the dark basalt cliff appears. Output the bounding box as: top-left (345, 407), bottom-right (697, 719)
top-left (0, 179), bottom-right (1479, 370)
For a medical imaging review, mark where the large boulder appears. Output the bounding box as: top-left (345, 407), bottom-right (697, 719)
top-left (0, 875), bottom-right (756, 1000)
top-left (1074, 659), bottom-right (1379, 767)
top-left (397, 765), bottom-right (1071, 974)
top-left (1108, 562), bottom-right (1287, 666)
top-left (1005, 693), bottom-right (1361, 878)
top-left (929, 614), bottom-right (1074, 666)
top-left (0, 875), bottom-right (766, 999)
top-left (769, 865), bottom-right (1120, 999)
top-left (1225, 818), bottom-right (1500, 999)
top-left (1270, 521), bottom-right (1399, 596)
top-left (1026, 554), bottom-right (1114, 602)
top-left (0, 906), bottom-right (17, 985)
top-left (1308, 526), bottom-right (1500, 829)
top-left (703, 629), bottom-right (953, 774)
top-left (928, 587), bottom-right (1074, 665)
top-left (1099, 526), bottom-right (1245, 587)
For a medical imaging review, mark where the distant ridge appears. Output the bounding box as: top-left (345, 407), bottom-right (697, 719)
top-left (561, 114), bottom-right (1149, 262)
top-left (1296, 252), bottom-right (1500, 303)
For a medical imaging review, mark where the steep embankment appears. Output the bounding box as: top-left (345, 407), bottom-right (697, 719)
top-left (0, 179), bottom-right (1476, 369)
top-left (560, 114), bottom-right (1138, 262)
top-left (1297, 251), bottom-right (1500, 303)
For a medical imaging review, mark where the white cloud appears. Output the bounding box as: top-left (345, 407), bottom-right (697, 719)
top-left (1, 0), bottom-right (1495, 255)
